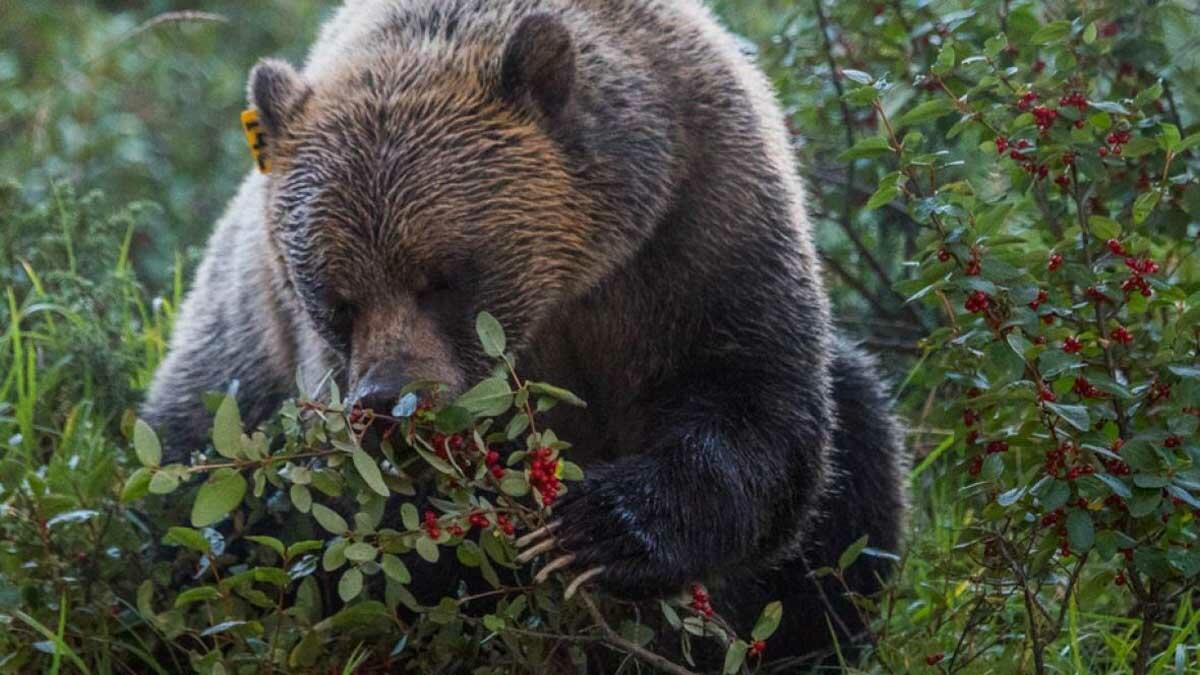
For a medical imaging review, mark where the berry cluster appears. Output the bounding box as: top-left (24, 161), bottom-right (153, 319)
top-left (690, 583), bottom-right (715, 618)
top-left (1065, 463), bottom-right (1097, 481)
top-left (1031, 105), bottom-right (1058, 131)
top-left (527, 447), bottom-right (562, 505)
top-left (496, 514), bottom-right (515, 536)
top-left (431, 432), bottom-right (468, 461)
top-left (1043, 442), bottom-right (1073, 477)
top-left (1072, 376), bottom-right (1107, 399)
top-left (1099, 129), bottom-right (1131, 157)
top-left (485, 448), bottom-right (505, 480)
top-left (1047, 252), bottom-right (1064, 271)
top-left (1110, 325), bottom-right (1133, 345)
top-left (1062, 336), bottom-right (1084, 354)
top-left (468, 511), bottom-right (490, 529)
top-left (1028, 289), bottom-right (1049, 310)
top-left (1120, 256), bottom-right (1159, 297)
top-left (1041, 508), bottom-right (1064, 528)
top-left (964, 290), bottom-right (990, 313)
top-left (985, 440), bottom-right (1009, 455)
top-left (423, 510), bottom-right (441, 539)
top-left (1058, 92), bottom-right (1088, 112)
top-left (1016, 91), bottom-right (1039, 112)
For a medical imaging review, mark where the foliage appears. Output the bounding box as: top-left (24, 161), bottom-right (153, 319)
top-left (3, 0), bottom-right (1200, 673)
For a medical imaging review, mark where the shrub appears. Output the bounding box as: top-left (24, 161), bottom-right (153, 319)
top-left (3, 0), bottom-right (1200, 673)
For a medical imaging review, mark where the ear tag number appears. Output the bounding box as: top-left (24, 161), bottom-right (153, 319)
top-left (241, 108), bottom-right (270, 173)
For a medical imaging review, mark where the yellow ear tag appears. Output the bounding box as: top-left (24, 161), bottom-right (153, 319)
top-left (241, 108), bottom-right (270, 173)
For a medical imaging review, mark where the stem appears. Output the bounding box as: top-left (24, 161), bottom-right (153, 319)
top-left (578, 592), bottom-right (698, 675)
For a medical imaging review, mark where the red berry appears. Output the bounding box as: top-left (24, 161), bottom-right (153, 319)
top-left (1048, 253), bottom-right (1064, 271)
top-left (1062, 336), bottom-right (1083, 354)
top-left (1110, 326), bottom-right (1133, 345)
top-left (749, 640), bottom-right (767, 657)
top-left (938, 249), bottom-right (952, 262)
top-left (967, 455), bottom-right (984, 477)
top-left (986, 440), bottom-right (1009, 455)
top-left (962, 408), bottom-right (980, 427)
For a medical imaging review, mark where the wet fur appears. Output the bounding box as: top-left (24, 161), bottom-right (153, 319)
top-left (143, 0), bottom-right (908, 661)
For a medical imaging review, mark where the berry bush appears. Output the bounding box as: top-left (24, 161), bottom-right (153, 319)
top-left (3, 0), bottom-right (1200, 673)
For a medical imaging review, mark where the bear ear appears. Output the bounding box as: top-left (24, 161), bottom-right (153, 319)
top-left (500, 13), bottom-right (576, 123)
top-left (247, 58), bottom-right (310, 136)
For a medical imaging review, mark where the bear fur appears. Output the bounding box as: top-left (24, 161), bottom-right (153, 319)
top-left (143, 0), bottom-right (908, 662)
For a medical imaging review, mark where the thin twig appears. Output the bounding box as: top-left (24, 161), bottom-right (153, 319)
top-left (578, 592), bottom-right (698, 675)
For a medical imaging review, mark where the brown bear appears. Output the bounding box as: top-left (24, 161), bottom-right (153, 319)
top-left (142, 0), bottom-right (908, 662)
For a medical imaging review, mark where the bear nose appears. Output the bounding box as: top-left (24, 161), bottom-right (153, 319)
top-left (348, 366), bottom-right (409, 414)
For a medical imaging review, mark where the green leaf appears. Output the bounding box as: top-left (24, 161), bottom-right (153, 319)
top-left (338, 568), bottom-right (363, 602)
top-left (454, 377), bottom-right (513, 418)
top-left (1095, 474), bottom-right (1132, 499)
top-left (121, 467), bottom-right (153, 502)
top-left (475, 311), bottom-right (507, 358)
top-left (931, 43), bottom-right (956, 75)
top-left (984, 34), bottom-right (1007, 58)
top-left (133, 419), bottom-right (161, 467)
top-left (500, 472), bottom-right (530, 497)
top-left (1045, 403), bottom-right (1090, 431)
top-left (840, 69), bottom-right (874, 85)
top-left (1088, 215), bottom-right (1121, 240)
top-left (415, 536), bottom-right (440, 563)
top-left (843, 85), bottom-right (880, 106)
top-left (289, 483), bottom-right (312, 513)
top-left (723, 640), bottom-right (748, 675)
top-left (505, 414), bottom-right (530, 440)
top-left (1066, 510), bottom-right (1094, 551)
top-left (148, 469), bottom-right (180, 495)
top-left (381, 554), bottom-right (411, 584)
top-left (482, 614), bottom-right (506, 632)
top-left (751, 601), bottom-right (783, 641)
top-left (287, 540), bottom-right (323, 559)
top-left (1082, 21), bottom-right (1098, 44)
top-left (837, 136), bottom-right (892, 161)
top-left (1159, 123), bottom-right (1182, 153)
top-left (527, 381), bottom-right (587, 407)
top-left (1133, 191), bottom-right (1161, 225)
top-left (352, 448), bottom-right (389, 497)
top-left (1031, 20), bottom-right (1071, 45)
top-left (896, 98), bottom-right (956, 127)
top-left (1167, 365), bottom-right (1200, 379)
top-left (1088, 112), bottom-right (1111, 131)
top-left (212, 395), bottom-right (244, 460)
top-left (400, 503), bottom-right (420, 531)
top-left (1180, 132), bottom-right (1200, 152)
top-left (559, 461), bottom-right (585, 482)
top-left (866, 184), bottom-right (900, 211)
top-left (174, 586), bottom-right (221, 607)
top-left (163, 526), bottom-right (211, 553)
top-left (344, 542), bottom-right (377, 563)
top-left (311, 503), bottom-right (349, 535)
top-left (191, 469), bottom-right (247, 527)
top-left (838, 535), bottom-right (869, 571)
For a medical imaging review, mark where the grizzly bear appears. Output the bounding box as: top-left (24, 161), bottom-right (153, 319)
top-left (142, 0), bottom-right (908, 663)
